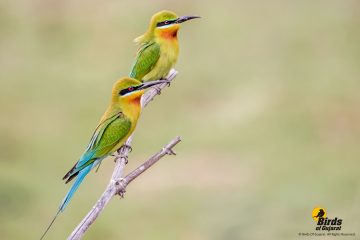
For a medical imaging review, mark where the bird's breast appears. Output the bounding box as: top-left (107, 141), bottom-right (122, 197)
top-left (160, 40), bottom-right (179, 67)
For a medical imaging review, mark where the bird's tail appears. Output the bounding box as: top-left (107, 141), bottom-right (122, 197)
top-left (39, 164), bottom-right (92, 240)
top-left (39, 209), bottom-right (61, 240)
top-left (59, 164), bottom-right (92, 212)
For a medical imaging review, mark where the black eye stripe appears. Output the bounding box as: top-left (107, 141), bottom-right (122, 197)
top-left (119, 85), bottom-right (140, 96)
top-left (156, 19), bottom-right (176, 27)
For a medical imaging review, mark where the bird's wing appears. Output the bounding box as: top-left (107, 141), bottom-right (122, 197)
top-left (63, 111), bottom-right (131, 182)
top-left (129, 41), bottom-right (161, 80)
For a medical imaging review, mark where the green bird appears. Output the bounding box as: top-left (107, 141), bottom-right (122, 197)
top-left (40, 77), bottom-right (167, 240)
top-left (130, 10), bottom-right (200, 81)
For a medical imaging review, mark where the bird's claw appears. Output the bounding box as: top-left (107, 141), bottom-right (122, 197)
top-left (122, 144), bottom-right (132, 153)
top-left (118, 189), bottom-right (126, 198)
top-left (115, 178), bottom-right (126, 198)
top-left (112, 153), bottom-right (128, 164)
top-left (163, 148), bottom-right (176, 155)
top-left (160, 77), bottom-right (171, 87)
top-left (152, 86), bottom-right (162, 95)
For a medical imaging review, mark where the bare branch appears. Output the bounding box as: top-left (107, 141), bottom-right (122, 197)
top-left (68, 69), bottom-right (180, 240)
top-left (141, 69), bottom-right (178, 108)
top-left (122, 136), bottom-right (180, 188)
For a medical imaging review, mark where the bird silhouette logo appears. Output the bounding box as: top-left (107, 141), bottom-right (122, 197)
top-left (312, 207), bottom-right (327, 221)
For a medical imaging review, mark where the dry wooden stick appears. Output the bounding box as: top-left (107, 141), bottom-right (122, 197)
top-left (68, 69), bottom-right (179, 240)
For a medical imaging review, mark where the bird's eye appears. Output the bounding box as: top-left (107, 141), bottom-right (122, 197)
top-left (164, 21), bottom-right (169, 24)
top-left (128, 87), bottom-right (134, 91)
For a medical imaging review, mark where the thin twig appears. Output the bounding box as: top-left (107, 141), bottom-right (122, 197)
top-left (68, 69), bottom-right (179, 240)
top-left (122, 136), bottom-right (180, 188)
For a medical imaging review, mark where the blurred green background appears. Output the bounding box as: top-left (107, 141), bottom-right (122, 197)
top-left (1, 0), bottom-right (359, 239)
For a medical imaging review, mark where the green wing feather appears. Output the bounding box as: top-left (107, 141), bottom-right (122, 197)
top-left (130, 41), bottom-right (160, 81)
top-left (63, 112), bottom-right (131, 181)
top-left (91, 113), bottom-right (131, 157)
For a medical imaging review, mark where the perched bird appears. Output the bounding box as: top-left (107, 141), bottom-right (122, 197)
top-left (40, 77), bottom-right (167, 240)
top-left (314, 209), bottom-right (325, 219)
top-left (130, 10), bottom-right (200, 82)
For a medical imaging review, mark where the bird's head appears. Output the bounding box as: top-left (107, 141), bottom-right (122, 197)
top-left (135, 10), bottom-right (200, 43)
top-left (112, 77), bottom-right (167, 105)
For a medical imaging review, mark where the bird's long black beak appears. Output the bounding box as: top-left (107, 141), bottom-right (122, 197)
top-left (175, 16), bottom-right (200, 24)
top-left (138, 80), bottom-right (169, 90)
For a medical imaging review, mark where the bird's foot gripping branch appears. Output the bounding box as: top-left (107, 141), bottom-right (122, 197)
top-left (67, 69), bottom-right (180, 240)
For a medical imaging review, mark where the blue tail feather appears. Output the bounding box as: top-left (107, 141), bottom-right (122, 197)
top-left (59, 164), bottom-right (92, 212)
